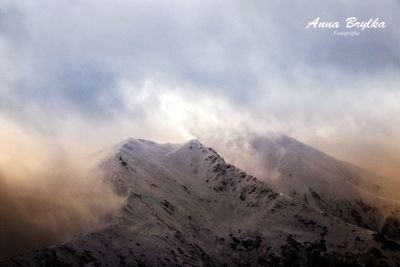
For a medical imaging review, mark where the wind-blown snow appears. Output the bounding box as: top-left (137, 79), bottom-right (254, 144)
top-left (2, 138), bottom-right (400, 266)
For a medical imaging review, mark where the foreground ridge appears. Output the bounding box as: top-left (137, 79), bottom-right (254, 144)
top-left (2, 138), bottom-right (400, 267)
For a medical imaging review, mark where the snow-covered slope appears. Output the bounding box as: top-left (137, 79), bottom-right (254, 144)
top-left (248, 134), bottom-right (400, 240)
top-left (2, 138), bottom-right (400, 266)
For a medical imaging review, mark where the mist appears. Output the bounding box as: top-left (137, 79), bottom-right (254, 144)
top-left (0, 119), bottom-right (124, 260)
top-left (1, 0), bottom-right (399, 178)
top-left (0, 0), bottom-right (399, 259)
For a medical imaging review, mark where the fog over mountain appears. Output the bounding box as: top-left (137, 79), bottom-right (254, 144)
top-left (2, 137), bottom-right (400, 266)
top-left (0, 0), bottom-right (399, 178)
top-left (0, 0), bottom-right (399, 265)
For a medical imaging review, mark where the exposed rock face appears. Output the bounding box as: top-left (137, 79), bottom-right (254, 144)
top-left (2, 138), bottom-right (400, 266)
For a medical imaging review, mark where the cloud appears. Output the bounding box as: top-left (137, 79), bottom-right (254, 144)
top-left (0, 118), bottom-right (124, 259)
top-left (0, 0), bottom-right (400, 258)
top-left (0, 0), bottom-right (398, 179)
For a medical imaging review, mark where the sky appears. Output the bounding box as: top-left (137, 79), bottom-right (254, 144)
top-left (0, 0), bottom-right (399, 259)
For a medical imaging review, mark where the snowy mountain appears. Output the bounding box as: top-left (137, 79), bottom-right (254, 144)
top-left (2, 138), bottom-right (400, 266)
top-left (247, 134), bottom-right (400, 240)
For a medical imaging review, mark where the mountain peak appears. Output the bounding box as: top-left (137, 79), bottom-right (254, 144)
top-left (121, 137), bottom-right (162, 147)
top-left (179, 139), bottom-right (206, 151)
top-left (4, 136), bottom-right (400, 266)
top-left (248, 134), bottom-right (400, 239)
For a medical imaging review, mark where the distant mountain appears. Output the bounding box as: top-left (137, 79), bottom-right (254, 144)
top-left (249, 134), bottom-right (400, 240)
top-left (2, 138), bottom-right (400, 266)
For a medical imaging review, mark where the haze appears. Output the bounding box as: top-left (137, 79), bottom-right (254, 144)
top-left (0, 0), bottom-right (399, 259)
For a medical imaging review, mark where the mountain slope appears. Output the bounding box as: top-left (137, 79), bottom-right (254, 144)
top-left (248, 134), bottom-right (400, 240)
top-left (2, 138), bottom-right (400, 266)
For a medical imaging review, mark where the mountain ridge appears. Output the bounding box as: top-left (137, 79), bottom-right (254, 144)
top-left (2, 137), bottom-right (400, 266)
top-left (246, 134), bottom-right (400, 239)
